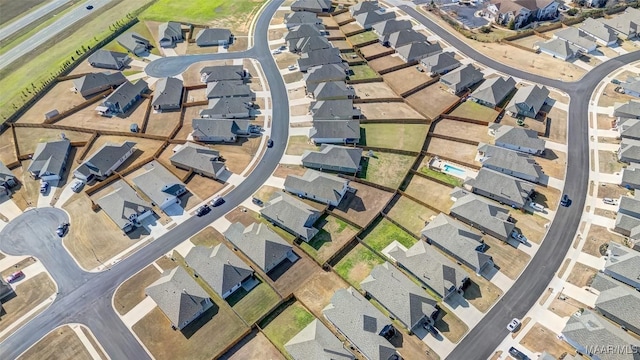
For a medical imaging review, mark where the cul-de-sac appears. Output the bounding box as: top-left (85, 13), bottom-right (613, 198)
top-left (0, 0), bottom-right (639, 359)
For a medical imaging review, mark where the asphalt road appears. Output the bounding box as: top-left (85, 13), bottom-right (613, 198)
top-left (0, 0), bottom-right (288, 358)
top-left (0, 0), bottom-right (71, 42)
top-left (0, 0), bottom-right (112, 70)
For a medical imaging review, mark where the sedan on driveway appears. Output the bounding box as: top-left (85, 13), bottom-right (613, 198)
top-left (5, 270), bottom-right (24, 283)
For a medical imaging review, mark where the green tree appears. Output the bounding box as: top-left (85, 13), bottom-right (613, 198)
top-left (507, 19), bottom-right (515, 29)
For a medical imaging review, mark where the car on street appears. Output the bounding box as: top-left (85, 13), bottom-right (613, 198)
top-left (252, 197), bottom-right (264, 206)
top-left (211, 195), bottom-right (224, 207)
top-left (267, 139), bottom-right (274, 148)
top-left (71, 180), bottom-right (84, 193)
top-left (508, 347), bottom-right (530, 360)
top-left (5, 270), bottom-right (24, 283)
top-left (196, 204), bottom-right (210, 216)
top-left (56, 222), bottom-right (69, 237)
top-left (86, 5), bottom-right (94, 10)
top-left (511, 232), bottom-right (527, 244)
top-left (560, 194), bottom-right (571, 207)
top-left (40, 181), bottom-right (49, 193)
top-left (507, 318), bottom-right (521, 332)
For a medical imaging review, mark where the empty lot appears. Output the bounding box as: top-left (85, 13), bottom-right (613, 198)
top-left (404, 174), bottom-right (454, 213)
top-left (359, 102), bottom-right (425, 120)
top-left (382, 66), bottom-right (434, 96)
top-left (352, 82), bottom-right (400, 100)
top-left (426, 137), bottom-right (480, 166)
top-left (332, 181), bottom-right (394, 228)
top-left (432, 118), bottom-right (491, 143)
top-left (360, 123), bottom-right (427, 152)
top-left (406, 83), bottom-right (460, 120)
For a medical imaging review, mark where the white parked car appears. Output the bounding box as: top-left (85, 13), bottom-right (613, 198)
top-left (507, 318), bottom-right (521, 332)
top-left (272, 49), bottom-right (281, 55)
top-left (603, 197), bottom-right (617, 205)
top-left (71, 180), bottom-right (84, 193)
top-left (529, 202), bottom-right (544, 212)
top-left (288, 65), bottom-right (297, 70)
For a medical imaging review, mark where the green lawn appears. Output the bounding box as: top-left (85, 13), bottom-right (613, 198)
top-left (299, 215), bottom-right (358, 263)
top-left (360, 151), bottom-right (416, 189)
top-left (361, 217), bottom-right (417, 252)
top-left (262, 302), bottom-right (315, 358)
top-left (334, 243), bottom-right (385, 288)
top-left (190, 226), bottom-right (224, 247)
top-left (227, 279), bottom-right (280, 324)
top-left (140, 0), bottom-right (266, 25)
top-left (419, 167), bottom-right (463, 187)
top-left (103, 21), bottom-right (161, 56)
top-left (348, 64), bottom-right (380, 81)
top-left (360, 123), bottom-right (428, 152)
top-left (386, 196), bottom-right (437, 235)
top-left (449, 101), bottom-right (499, 122)
top-left (347, 31), bottom-right (379, 46)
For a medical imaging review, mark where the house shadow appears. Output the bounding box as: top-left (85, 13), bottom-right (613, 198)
top-left (386, 327), bottom-right (404, 348)
top-left (532, 190), bottom-right (551, 208)
top-left (444, 292), bottom-right (471, 310)
top-left (541, 148), bottom-right (558, 161)
top-left (481, 265), bottom-right (499, 281)
top-left (462, 280), bottom-right (482, 301)
top-left (127, 223), bottom-right (151, 240)
top-left (266, 253), bottom-right (298, 281)
top-left (359, 127), bottom-right (367, 146)
top-left (336, 190), bottom-right (367, 213)
top-left (164, 202), bottom-right (185, 217)
top-left (55, 146), bottom-right (79, 189)
top-left (225, 277), bottom-right (260, 307)
top-left (180, 302), bottom-right (219, 339)
top-left (116, 97), bottom-right (147, 119)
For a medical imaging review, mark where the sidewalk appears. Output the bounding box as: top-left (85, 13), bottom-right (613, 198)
top-left (71, 324), bottom-right (104, 360)
top-left (0, 198), bottom-right (22, 221)
top-left (120, 297), bottom-right (156, 328)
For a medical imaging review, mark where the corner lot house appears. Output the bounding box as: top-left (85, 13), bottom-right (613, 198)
top-left (97, 80), bottom-right (148, 115)
top-left (309, 119), bottom-right (361, 144)
top-left (73, 72), bottom-right (127, 98)
top-left (470, 76), bottom-right (516, 108)
top-left (361, 263), bottom-right (439, 333)
top-left (439, 64), bottom-right (484, 94)
top-left (486, 0), bottom-right (559, 30)
top-left (420, 51), bottom-right (461, 76)
top-left (116, 32), bottom-right (153, 56)
top-left (152, 77), bottom-right (183, 111)
top-left (477, 143), bottom-right (543, 183)
top-left (95, 180), bottom-right (154, 233)
top-left (260, 192), bottom-right (321, 242)
top-left (132, 161), bottom-right (187, 211)
top-left (466, 168), bottom-right (535, 209)
top-left (74, 141), bottom-right (136, 182)
top-left (185, 244), bottom-right (254, 300)
top-left (200, 65), bottom-right (248, 83)
top-left (489, 123), bottom-right (546, 155)
top-left (158, 22), bottom-right (184, 48)
top-left (591, 273), bottom-right (640, 336)
top-left (169, 142), bottom-right (226, 180)
top-left (195, 28), bottom-right (233, 47)
top-left (388, 241), bottom-right (468, 300)
top-left (87, 50), bottom-right (130, 70)
top-left (421, 213), bottom-right (494, 275)
top-left (301, 144), bottom-right (362, 174)
top-left (145, 267), bottom-right (213, 330)
top-left (449, 188), bottom-right (515, 242)
top-left (191, 118), bottom-right (251, 143)
top-left (505, 84), bottom-right (549, 119)
top-left (604, 242), bottom-right (640, 290)
top-left (27, 139), bottom-right (71, 181)
top-left (284, 169), bottom-right (350, 206)
top-left (285, 319), bottom-right (354, 360)
top-left (536, 38), bottom-right (580, 61)
top-left (291, 0), bottom-right (332, 13)
top-left (554, 27), bottom-right (597, 54)
top-left (323, 287), bottom-right (400, 360)
top-left (579, 18), bottom-right (618, 47)
top-left (224, 222), bottom-right (294, 273)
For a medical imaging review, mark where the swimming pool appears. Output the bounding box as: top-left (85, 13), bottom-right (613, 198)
top-left (443, 164), bottom-right (466, 177)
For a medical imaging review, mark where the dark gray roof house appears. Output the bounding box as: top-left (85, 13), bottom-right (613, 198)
top-left (285, 319), bottom-right (355, 360)
top-left (580, 18), bottom-right (618, 46)
top-left (505, 84), bottom-right (550, 119)
top-left (185, 244), bottom-right (254, 300)
top-left (350, 0), bottom-right (381, 16)
top-left (0, 278), bottom-right (13, 301)
top-left (439, 64), bottom-right (484, 94)
top-left (152, 77), bottom-right (183, 111)
top-left (465, 168), bottom-right (535, 210)
top-left (169, 142), bottom-right (225, 180)
top-left (260, 192), bottom-right (321, 242)
top-left (421, 213), bottom-right (494, 274)
top-left (224, 222), bottom-right (294, 273)
top-left (116, 32), bottom-right (152, 56)
top-left (73, 72), bottom-right (127, 98)
top-left (396, 41), bottom-right (442, 63)
top-left (195, 28), bottom-right (233, 47)
top-left (614, 100), bottom-right (640, 119)
top-left (301, 144), bottom-right (362, 174)
top-left (470, 76), bottom-right (516, 108)
top-left (388, 241), bottom-right (468, 300)
top-left (449, 188), bottom-right (515, 242)
top-left (284, 169), bottom-right (350, 206)
top-left (361, 262), bottom-right (439, 332)
top-left (291, 0), bottom-right (332, 13)
top-left (591, 273), bottom-right (640, 336)
top-left (191, 118), bottom-right (251, 143)
top-left (87, 50), bottom-right (130, 70)
top-left (206, 80), bottom-right (254, 99)
top-left (309, 119), bottom-right (361, 144)
top-left (200, 65), bottom-right (248, 83)
top-left (95, 180), bottom-right (154, 233)
top-left (200, 97), bottom-right (254, 119)
top-left (561, 309), bottom-right (639, 360)
top-left (372, 19), bottom-right (413, 43)
top-left (298, 47), bottom-right (343, 72)
top-left (303, 63), bottom-right (348, 84)
top-left (0, 161), bottom-right (16, 190)
top-left (73, 141), bottom-right (136, 182)
top-left (131, 160), bottom-right (187, 211)
top-left (354, 10), bottom-right (396, 30)
top-left (145, 266), bottom-right (213, 330)
top-left (311, 99), bottom-right (361, 120)
top-left (311, 81), bottom-right (355, 100)
top-left (323, 287), bottom-right (399, 360)
top-left (158, 21), bottom-right (184, 48)
top-left (600, 7), bottom-right (640, 39)
top-left (285, 23), bottom-right (326, 42)
top-left (604, 242), bottom-right (640, 290)
top-left (477, 143), bottom-right (543, 183)
top-left (288, 35), bottom-right (332, 54)
top-left (617, 117), bottom-right (640, 140)
top-left (99, 79), bottom-right (148, 114)
top-left (386, 29), bottom-right (429, 48)
top-left (284, 11), bottom-right (321, 28)
top-left (27, 139), bottom-right (71, 181)
top-left (489, 123), bottom-right (546, 156)
top-left (420, 51), bottom-right (461, 76)
top-left (554, 27), bottom-right (597, 53)
top-left (618, 138), bottom-right (640, 164)
top-left (622, 164), bottom-right (640, 190)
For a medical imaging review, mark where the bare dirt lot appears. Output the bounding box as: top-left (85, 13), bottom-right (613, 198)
top-left (549, 293), bottom-right (588, 318)
top-left (404, 175), bottom-right (454, 213)
top-left (382, 66), bottom-right (434, 96)
top-left (484, 236), bottom-right (531, 280)
top-left (0, 272), bottom-right (55, 339)
top-left (596, 183), bottom-right (631, 199)
top-left (463, 273), bottom-right (503, 313)
top-left (269, 251), bottom-right (320, 298)
top-left (358, 102), bottom-right (425, 120)
top-left (15, 127), bottom-right (92, 155)
top-left (185, 174), bottom-right (225, 201)
top-left (145, 110), bottom-right (181, 137)
top-left (533, 185), bottom-right (560, 210)
top-left (566, 262), bottom-right (597, 288)
top-left (18, 325), bottom-right (93, 360)
top-left (294, 270), bottom-right (349, 316)
top-left (222, 331), bottom-right (285, 360)
top-left (598, 150), bottom-right (624, 174)
top-left (369, 55), bottom-right (407, 74)
top-left (113, 265), bottom-right (161, 315)
top-left (536, 149), bottom-right (567, 180)
top-left (352, 82), bottom-right (400, 100)
top-left (583, 225), bottom-right (626, 258)
top-left (544, 105), bottom-right (568, 145)
top-left (17, 80), bottom-right (94, 125)
top-left (425, 137), bottom-right (480, 166)
top-left (273, 164), bottom-right (307, 178)
top-left (216, 137), bottom-right (261, 174)
top-left (434, 306), bottom-right (469, 344)
top-left (432, 118), bottom-right (492, 143)
top-left (598, 83), bottom-right (637, 107)
top-left (597, 114), bottom-right (616, 131)
top-left (359, 43), bottom-right (394, 60)
top-left (406, 83), bottom-right (460, 120)
top-left (0, 130), bottom-right (17, 164)
top-left (332, 181), bottom-right (393, 228)
top-left (520, 323), bottom-right (576, 359)
top-left (510, 211), bottom-right (548, 245)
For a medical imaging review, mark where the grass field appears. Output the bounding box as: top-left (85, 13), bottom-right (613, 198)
top-left (285, 136), bottom-right (319, 155)
top-left (261, 302), bottom-right (315, 358)
top-left (348, 64), bottom-right (381, 81)
top-left (334, 243), bottom-right (385, 289)
top-left (347, 31), bottom-right (379, 46)
top-left (360, 152), bottom-right (415, 189)
top-left (449, 101), bottom-right (499, 122)
top-left (359, 123), bottom-right (428, 152)
top-left (361, 217), bottom-right (418, 252)
top-left (140, 0), bottom-right (265, 25)
top-left (227, 279), bottom-right (280, 324)
top-left (419, 167), bottom-right (463, 187)
top-left (0, 0), bottom-right (47, 25)
top-left (386, 196), bottom-right (437, 234)
top-left (299, 215), bottom-right (358, 263)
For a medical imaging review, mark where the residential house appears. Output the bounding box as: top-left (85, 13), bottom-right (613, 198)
top-left (505, 84), bottom-right (550, 119)
top-left (200, 97), bottom-right (254, 119)
top-left (614, 100), bottom-right (640, 119)
top-left (601, 7), bottom-right (640, 40)
top-left (288, 35), bottom-right (332, 54)
top-left (95, 180), bottom-right (154, 233)
top-left (465, 168), bottom-right (536, 209)
top-left (591, 273), bottom-right (640, 336)
top-left (195, 28), bottom-right (233, 47)
top-left (116, 32), bottom-right (153, 56)
top-left (301, 144), bottom-right (362, 174)
top-left (158, 22), bottom-right (183, 48)
top-left (613, 194), bottom-right (640, 239)
top-left (621, 164), bottom-right (640, 190)
top-left (169, 142), bottom-right (226, 180)
top-left (372, 19), bottom-right (412, 43)
top-left (489, 123), bottom-right (546, 155)
top-left (309, 119), bottom-right (361, 144)
top-left (323, 287), bottom-right (400, 360)
top-left (0, 162), bottom-right (16, 191)
top-left (98, 80), bottom-right (148, 115)
top-left (0, 279), bottom-right (13, 302)
top-left (185, 244), bottom-right (254, 299)
top-left (354, 10), bottom-right (396, 30)
top-left (439, 64), bottom-right (484, 94)
top-left (284, 11), bottom-right (322, 28)
top-left (260, 192), bottom-right (321, 242)
top-left (311, 81), bottom-right (355, 100)
top-left (152, 77), bottom-right (183, 111)
top-left (580, 18), bottom-right (618, 47)
top-left (191, 118), bottom-right (251, 143)
top-left (285, 319), bottom-right (355, 360)
top-left (200, 65), bottom-right (248, 83)
top-left (477, 143), bottom-right (543, 183)
top-left (27, 139), bottom-right (71, 181)
top-left (470, 76), bottom-right (516, 108)
top-left (420, 51), bottom-right (461, 76)
top-left (87, 50), bottom-right (130, 70)
top-left (205, 80), bottom-right (254, 99)
top-left (554, 27), bottom-right (597, 53)
top-left (617, 117), bottom-right (640, 140)
top-left (618, 138), bottom-right (640, 164)
top-left (350, 0), bottom-right (380, 17)
top-left (73, 72), bottom-right (126, 98)
top-left (388, 241), bottom-right (469, 300)
top-left (298, 47), bottom-right (343, 72)
top-left (145, 267), bottom-right (213, 330)
top-left (224, 222), bottom-right (294, 273)
top-left (421, 213), bottom-right (494, 274)
top-left (361, 263), bottom-right (439, 333)
top-left (284, 170), bottom-right (350, 206)
top-left (311, 99), bottom-right (361, 120)
top-left (73, 141), bottom-right (136, 182)
top-left (449, 188), bottom-right (515, 242)
top-left (285, 24), bottom-right (326, 42)
top-left (386, 29), bottom-right (429, 48)
top-left (621, 77), bottom-right (640, 98)
top-left (303, 63), bottom-right (348, 85)
top-left (604, 242), bottom-right (640, 290)
top-left (486, 0), bottom-right (559, 30)
top-left (561, 309), bottom-right (639, 360)
top-left (536, 38), bottom-right (580, 61)
top-left (396, 41), bottom-right (442, 63)
top-left (132, 160), bottom-right (187, 211)
top-left (291, 0), bottom-right (332, 13)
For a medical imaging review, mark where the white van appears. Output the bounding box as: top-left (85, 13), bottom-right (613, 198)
top-left (529, 202), bottom-right (544, 212)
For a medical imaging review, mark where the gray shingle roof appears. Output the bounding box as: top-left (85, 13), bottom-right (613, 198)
top-left (439, 64), bottom-right (484, 92)
top-left (580, 18), bottom-right (618, 44)
top-left (312, 81), bottom-right (355, 100)
top-left (75, 141), bottom-right (136, 179)
top-left (152, 77), bottom-right (183, 108)
top-left (622, 164), bottom-right (640, 188)
top-left (591, 273), bottom-right (640, 333)
top-left (491, 124), bottom-right (546, 154)
top-left (103, 79), bottom-right (148, 110)
top-left (291, 0), bottom-right (332, 12)
top-left (372, 19), bottom-right (412, 37)
top-left (185, 244), bottom-right (253, 298)
top-left (536, 38), bottom-right (579, 59)
top-left (303, 64), bottom-right (348, 84)
top-left (619, 138), bottom-right (640, 163)
top-left (195, 28), bottom-right (232, 46)
top-left (350, 1), bottom-right (380, 16)
top-left (284, 169), bottom-right (348, 204)
top-left (618, 118), bottom-right (640, 139)
top-left (116, 32), bottom-right (151, 54)
top-left (600, 7), bottom-right (640, 37)
top-left (132, 160), bottom-right (186, 207)
top-left (285, 23), bottom-right (325, 41)
top-left (73, 72), bottom-right (127, 96)
top-left (622, 77), bottom-right (640, 96)
top-left (506, 85), bottom-right (550, 117)
top-left (284, 11), bottom-right (320, 26)
top-left (619, 194), bottom-right (640, 217)
top-left (224, 222), bottom-right (293, 272)
top-left (169, 142), bottom-right (224, 177)
top-left (615, 213), bottom-right (640, 240)
top-left (205, 80), bottom-right (252, 99)
top-left (200, 65), bottom-right (247, 82)
top-left (477, 143), bottom-right (543, 181)
top-left (200, 97), bottom-right (253, 118)
top-left (285, 319), bottom-right (355, 360)
top-left (301, 144), bottom-right (362, 172)
top-left (470, 76), bottom-right (516, 106)
top-left (260, 192), bottom-right (320, 240)
top-left (289, 35), bottom-right (332, 53)
top-left (396, 41), bottom-right (442, 61)
top-left (0, 161), bottom-right (15, 185)
top-left (361, 262), bottom-right (438, 330)
top-left (614, 100), bottom-right (640, 119)
top-left (145, 266), bottom-right (210, 328)
top-left (158, 22), bottom-right (183, 45)
top-left (354, 10), bottom-right (396, 28)
top-left (95, 180), bottom-right (153, 230)
top-left (309, 120), bottom-right (361, 141)
top-left (449, 189), bottom-right (515, 240)
top-left (555, 27), bottom-right (597, 51)
top-left (605, 242), bottom-right (640, 286)
top-left (466, 168), bottom-right (535, 209)
top-left (420, 51), bottom-right (461, 74)
top-left (298, 47), bottom-right (343, 71)
top-left (192, 118), bottom-right (251, 138)
top-left (323, 287), bottom-right (398, 360)
top-left (87, 50), bottom-right (128, 69)
top-left (387, 29), bottom-right (429, 48)
top-left (27, 139), bottom-right (71, 177)
top-left (311, 99), bottom-right (359, 120)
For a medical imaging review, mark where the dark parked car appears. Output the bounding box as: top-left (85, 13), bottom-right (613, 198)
top-left (56, 222), bottom-right (69, 237)
top-left (560, 194), bottom-right (571, 207)
top-left (196, 205), bottom-right (210, 216)
top-left (380, 324), bottom-right (396, 340)
top-left (252, 197), bottom-right (264, 206)
top-left (267, 139), bottom-right (274, 148)
top-left (508, 347), bottom-right (530, 360)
